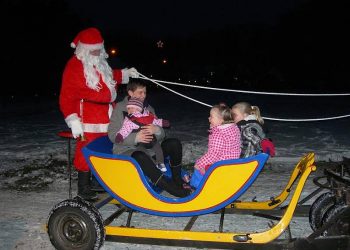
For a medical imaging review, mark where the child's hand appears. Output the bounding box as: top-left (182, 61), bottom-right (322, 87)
top-left (199, 168), bottom-right (206, 175)
top-left (194, 165), bottom-right (205, 175)
top-left (115, 133), bottom-right (124, 143)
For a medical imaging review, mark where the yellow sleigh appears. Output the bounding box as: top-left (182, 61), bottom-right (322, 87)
top-left (47, 136), bottom-right (318, 249)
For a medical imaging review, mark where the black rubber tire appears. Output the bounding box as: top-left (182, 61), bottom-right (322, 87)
top-left (47, 197), bottom-right (104, 250)
top-left (322, 203), bottom-right (350, 236)
top-left (309, 192), bottom-right (336, 231)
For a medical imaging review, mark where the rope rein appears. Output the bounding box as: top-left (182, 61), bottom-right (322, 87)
top-left (139, 73), bottom-right (350, 122)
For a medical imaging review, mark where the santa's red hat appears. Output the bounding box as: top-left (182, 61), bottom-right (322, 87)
top-left (70, 27), bottom-right (104, 50)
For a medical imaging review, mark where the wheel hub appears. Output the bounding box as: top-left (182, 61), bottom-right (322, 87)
top-left (61, 215), bottom-right (88, 243)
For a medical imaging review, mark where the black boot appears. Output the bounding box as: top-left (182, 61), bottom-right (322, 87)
top-left (157, 176), bottom-right (191, 198)
top-left (91, 174), bottom-right (105, 192)
top-left (77, 171), bottom-right (98, 201)
top-left (171, 164), bottom-right (184, 185)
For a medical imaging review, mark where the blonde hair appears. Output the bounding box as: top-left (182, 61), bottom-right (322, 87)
top-left (232, 102), bottom-right (264, 125)
top-left (212, 103), bottom-right (233, 124)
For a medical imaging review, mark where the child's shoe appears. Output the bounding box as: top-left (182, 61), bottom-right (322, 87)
top-left (182, 173), bottom-right (191, 183)
top-left (183, 183), bottom-right (195, 194)
top-left (156, 163), bottom-right (167, 172)
top-left (181, 169), bottom-right (191, 183)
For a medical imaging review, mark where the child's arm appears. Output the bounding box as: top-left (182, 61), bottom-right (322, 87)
top-left (195, 132), bottom-right (223, 174)
top-left (115, 118), bottom-right (139, 143)
top-left (194, 165), bottom-right (206, 175)
top-left (152, 118), bottom-right (170, 128)
top-left (242, 126), bottom-right (261, 146)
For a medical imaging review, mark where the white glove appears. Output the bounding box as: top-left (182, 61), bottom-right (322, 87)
top-left (127, 67), bottom-right (139, 78)
top-left (69, 119), bottom-right (84, 139)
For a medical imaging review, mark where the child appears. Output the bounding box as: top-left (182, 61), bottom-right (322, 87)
top-left (190, 104), bottom-right (241, 188)
top-left (115, 97), bottom-right (170, 172)
top-left (231, 102), bottom-right (275, 158)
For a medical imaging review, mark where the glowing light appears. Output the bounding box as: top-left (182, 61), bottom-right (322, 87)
top-left (110, 48), bottom-right (117, 55)
top-left (157, 40), bottom-right (164, 48)
top-left (162, 59), bottom-right (167, 64)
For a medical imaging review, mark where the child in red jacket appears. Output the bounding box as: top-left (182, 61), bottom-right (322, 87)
top-left (116, 97), bottom-right (170, 172)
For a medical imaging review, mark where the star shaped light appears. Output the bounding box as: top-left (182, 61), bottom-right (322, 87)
top-left (157, 40), bottom-right (164, 48)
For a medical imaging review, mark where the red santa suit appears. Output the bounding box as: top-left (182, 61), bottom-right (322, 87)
top-left (59, 28), bottom-right (130, 171)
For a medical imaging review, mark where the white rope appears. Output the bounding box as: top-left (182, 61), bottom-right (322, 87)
top-left (262, 114), bottom-right (350, 122)
top-left (139, 73), bottom-right (350, 122)
top-left (139, 75), bottom-right (350, 96)
top-left (139, 73), bottom-right (212, 108)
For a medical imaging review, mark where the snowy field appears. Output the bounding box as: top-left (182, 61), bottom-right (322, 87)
top-left (0, 88), bottom-right (349, 249)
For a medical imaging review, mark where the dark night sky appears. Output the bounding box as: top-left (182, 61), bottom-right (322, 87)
top-left (66, 0), bottom-right (307, 37)
top-left (1, 0), bottom-right (350, 99)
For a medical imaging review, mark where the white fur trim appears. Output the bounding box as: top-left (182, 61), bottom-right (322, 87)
top-left (65, 113), bottom-right (80, 128)
top-left (110, 87), bottom-right (117, 102)
top-left (108, 104), bottom-right (113, 118)
top-left (70, 42), bottom-right (76, 48)
top-left (121, 68), bottom-right (130, 84)
top-left (78, 41), bottom-right (104, 50)
top-left (83, 123), bottom-right (109, 133)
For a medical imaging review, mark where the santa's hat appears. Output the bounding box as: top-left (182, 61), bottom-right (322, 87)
top-left (127, 97), bottom-right (144, 112)
top-left (70, 27), bottom-right (104, 50)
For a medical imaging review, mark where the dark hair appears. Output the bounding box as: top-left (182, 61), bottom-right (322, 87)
top-left (126, 79), bottom-right (147, 92)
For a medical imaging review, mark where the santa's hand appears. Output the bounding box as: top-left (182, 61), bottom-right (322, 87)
top-left (69, 119), bottom-right (84, 139)
top-left (127, 67), bottom-right (139, 78)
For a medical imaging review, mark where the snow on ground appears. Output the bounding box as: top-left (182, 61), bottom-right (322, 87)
top-left (0, 91), bottom-right (349, 249)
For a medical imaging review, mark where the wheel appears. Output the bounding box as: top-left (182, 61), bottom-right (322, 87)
top-left (309, 192), bottom-right (336, 231)
top-left (322, 203), bottom-right (350, 236)
top-left (47, 198), bottom-right (104, 250)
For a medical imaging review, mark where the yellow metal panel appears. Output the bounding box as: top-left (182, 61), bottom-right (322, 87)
top-left (105, 154), bottom-right (316, 244)
top-left (228, 152), bottom-right (315, 210)
top-left (90, 156), bottom-right (259, 213)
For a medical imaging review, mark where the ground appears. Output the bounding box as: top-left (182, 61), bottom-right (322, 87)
top-left (0, 159), bottom-right (322, 250)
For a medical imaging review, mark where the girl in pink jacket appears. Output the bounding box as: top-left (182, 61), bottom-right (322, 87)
top-left (190, 104), bottom-right (241, 188)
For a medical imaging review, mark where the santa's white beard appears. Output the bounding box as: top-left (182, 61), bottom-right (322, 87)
top-left (76, 47), bottom-right (116, 91)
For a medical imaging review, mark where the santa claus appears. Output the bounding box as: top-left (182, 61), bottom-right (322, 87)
top-left (59, 27), bottom-right (138, 200)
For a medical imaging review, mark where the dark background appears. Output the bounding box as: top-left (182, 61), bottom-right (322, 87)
top-left (1, 0), bottom-right (349, 104)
